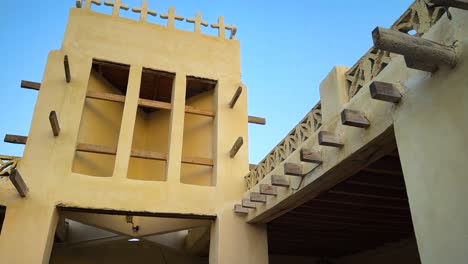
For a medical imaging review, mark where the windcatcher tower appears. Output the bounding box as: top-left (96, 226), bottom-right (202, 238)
top-left (0, 1), bottom-right (268, 263)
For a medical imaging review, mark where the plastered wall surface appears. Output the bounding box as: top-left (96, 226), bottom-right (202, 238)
top-left (5, 3), bottom-right (467, 264)
top-left (241, 6), bottom-right (468, 264)
top-left (209, 205), bottom-right (268, 264)
top-left (0, 7), bottom-right (244, 220)
top-left (73, 70), bottom-right (125, 177)
top-left (0, 7), bottom-right (267, 264)
top-left (181, 91), bottom-right (215, 186)
top-left (393, 9), bottom-right (468, 264)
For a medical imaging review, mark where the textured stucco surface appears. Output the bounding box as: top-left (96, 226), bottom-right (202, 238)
top-left (394, 8), bottom-right (468, 264)
top-left (0, 7), bottom-right (267, 264)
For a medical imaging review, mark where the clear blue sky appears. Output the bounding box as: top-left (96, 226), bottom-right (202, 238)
top-left (0, 0), bottom-right (412, 163)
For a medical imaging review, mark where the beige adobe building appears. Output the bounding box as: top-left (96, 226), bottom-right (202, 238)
top-left (0, 0), bottom-right (468, 263)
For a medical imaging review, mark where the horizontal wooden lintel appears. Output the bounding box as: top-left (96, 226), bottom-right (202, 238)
top-left (76, 143), bottom-right (213, 167)
top-left (20, 82), bottom-right (215, 118)
top-left (5, 138), bottom-right (213, 167)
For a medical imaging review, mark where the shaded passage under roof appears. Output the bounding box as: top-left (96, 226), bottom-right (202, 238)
top-left (267, 149), bottom-right (417, 258)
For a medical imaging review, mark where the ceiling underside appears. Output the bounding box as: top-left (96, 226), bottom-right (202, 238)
top-left (268, 148), bottom-right (416, 258)
top-left (91, 60), bottom-right (216, 112)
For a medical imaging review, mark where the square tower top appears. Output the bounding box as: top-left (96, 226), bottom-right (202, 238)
top-left (66, 1), bottom-right (240, 81)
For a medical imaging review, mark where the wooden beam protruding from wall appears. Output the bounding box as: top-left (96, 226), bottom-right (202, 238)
top-left (284, 162), bottom-right (305, 177)
top-left (64, 55), bottom-right (71, 83)
top-left (372, 27), bottom-right (457, 72)
top-left (250, 192), bottom-right (267, 203)
top-left (341, 109), bottom-right (370, 128)
top-left (229, 86), bottom-right (242, 108)
top-left (49, 111), bottom-right (60, 137)
top-left (260, 184), bottom-right (277, 196)
top-left (229, 137), bottom-right (243, 158)
top-left (300, 148), bottom-right (322, 164)
top-left (234, 204), bottom-right (249, 214)
top-left (369, 81), bottom-right (402, 103)
top-left (9, 169), bottom-right (28, 197)
top-left (271, 175), bottom-right (290, 187)
top-left (21, 80), bottom-right (40, 90)
top-left (427, 0), bottom-right (468, 10)
top-left (318, 131), bottom-right (343, 148)
top-left (242, 198), bottom-right (256, 209)
top-left (4, 134), bottom-right (27, 145)
top-left (248, 116), bottom-right (266, 125)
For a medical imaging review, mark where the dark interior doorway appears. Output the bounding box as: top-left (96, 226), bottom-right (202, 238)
top-left (0, 205), bottom-right (5, 236)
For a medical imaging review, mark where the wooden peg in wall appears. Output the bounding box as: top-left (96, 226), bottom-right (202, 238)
top-left (229, 86), bottom-right (242, 108)
top-left (341, 109), bottom-right (370, 128)
top-left (369, 81), bottom-right (402, 103)
top-left (49, 111), bottom-right (61, 137)
top-left (230, 137), bottom-right (244, 158)
top-left (284, 162), bottom-right (305, 177)
top-left (318, 131), bottom-right (343, 148)
top-left (300, 148), bottom-right (322, 164)
top-left (64, 55), bottom-right (71, 83)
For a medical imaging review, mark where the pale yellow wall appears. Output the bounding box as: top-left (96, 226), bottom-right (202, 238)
top-left (0, 6), bottom-right (245, 217)
top-left (0, 6), bottom-right (263, 263)
top-left (393, 9), bottom-right (468, 264)
top-left (128, 107), bottom-right (171, 181)
top-left (182, 90), bottom-right (215, 186)
top-left (0, 200), bottom-right (58, 264)
top-left (209, 205), bottom-right (268, 264)
top-left (72, 70), bottom-right (125, 177)
top-left (320, 66), bottom-right (349, 123)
